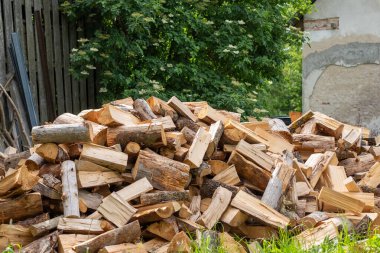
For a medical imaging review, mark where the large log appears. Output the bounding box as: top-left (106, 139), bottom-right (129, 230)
top-left (107, 123), bottom-right (166, 148)
top-left (58, 218), bottom-right (105, 234)
top-left (73, 221), bottom-right (141, 253)
top-left (0, 193), bottom-right (43, 223)
top-left (293, 134), bottom-right (335, 152)
top-left (140, 191), bottom-right (190, 206)
top-left (133, 150), bottom-right (190, 191)
top-left (32, 123), bottom-right (92, 144)
top-left (22, 231), bottom-right (59, 253)
top-left (340, 153), bottom-right (376, 176)
top-left (30, 215), bottom-right (62, 237)
top-left (61, 161), bottom-right (80, 218)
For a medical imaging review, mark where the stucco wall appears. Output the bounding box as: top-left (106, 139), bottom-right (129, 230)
top-left (303, 0), bottom-right (380, 134)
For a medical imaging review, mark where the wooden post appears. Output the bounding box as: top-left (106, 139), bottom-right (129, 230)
top-left (61, 160), bottom-right (80, 218)
top-left (32, 123), bottom-right (92, 144)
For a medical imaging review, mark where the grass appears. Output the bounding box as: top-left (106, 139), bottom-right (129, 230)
top-left (190, 227), bottom-right (380, 253)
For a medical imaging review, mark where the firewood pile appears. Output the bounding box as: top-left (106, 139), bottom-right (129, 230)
top-left (0, 96), bottom-right (380, 252)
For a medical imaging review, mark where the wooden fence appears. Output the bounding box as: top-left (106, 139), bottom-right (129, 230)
top-left (0, 0), bottom-right (97, 124)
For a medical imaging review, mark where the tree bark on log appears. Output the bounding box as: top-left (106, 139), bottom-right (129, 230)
top-left (133, 150), bottom-right (190, 191)
top-left (25, 153), bottom-right (45, 170)
top-left (32, 123), bottom-right (92, 144)
top-left (140, 191), bottom-right (190, 205)
top-left (133, 99), bottom-right (157, 120)
top-left (0, 193), bottom-right (43, 223)
top-left (73, 220), bottom-right (141, 253)
top-left (22, 231), bottom-right (60, 253)
top-left (61, 160), bottom-right (80, 218)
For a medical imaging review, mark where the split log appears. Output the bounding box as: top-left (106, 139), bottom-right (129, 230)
top-left (358, 162), bottom-right (380, 190)
top-left (32, 181), bottom-right (62, 200)
top-left (306, 151), bottom-right (338, 188)
top-left (75, 159), bottom-right (112, 172)
top-left (99, 243), bottom-right (147, 253)
top-left (342, 128), bottom-right (361, 148)
top-left (167, 96), bottom-right (197, 122)
top-left (313, 112), bottom-right (344, 139)
top-left (174, 147), bottom-right (189, 162)
top-left (30, 215), bottom-right (62, 237)
top-left (97, 104), bottom-right (140, 126)
top-left (231, 191), bottom-right (290, 229)
top-left (269, 118), bottom-right (292, 142)
top-left (147, 217), bottom-right (179, 241)
top-left (80, 143), bottom-right (128, 172)
top-left (318, 187), bottom-right (365, 214)
top-left (133, 150), bottom-right (190, 191)
top-left (197, 105), bottom-right (227, 124)
top-left (15, 213), bottom-right (50, 227)
top-left (0, 165), bottom-right (39, 198)
top-left (0, 224), bottom-right (34, 250)
top-left (175, 117), bottom-right (200, 132)
top-left (167, 231), bottom-right (191, 253)
top-left (124, 142), bottom-right (141, 159)
top-left (197, 187), bottom-right (232, 229)
top-left (77, 170), bottom-right (125, 188)
top-left (288, 110), bottom-right (314, 133)
top-left (58, 234), bottom-right (96, 253)
top-left (61, 160), bottom-right (80, 218)
top-left (87, 121), bottom-right (108, 145)
top-left (140, 191), bottom-right (190, 206)
top-left (212, 165), bottom-right (240, 186)
top-left (39, 163), bottom-right (61, 178)
top-left (254, 127), bottom-right (294, 154)
top-left (0, 193), bottom-right (42, 224)
top-left (97, 192), bottom-right (137, 227)
top-left (146, 96), bottom-right (178, 121)
top-left (25, 153), bottom-right (44, 170)
top-left (298, 211), bottom-right (329, 229)
top-left (209, 160), bottom-right (229, 175)
top-left (344, 176), bottom-right (362, 192)
top-left (261, 165), bottom-right (283, 210)
top-left (143, 238), bottom-right (168, 253)
top-left (295, 221), bottom-right (338, 250)
top-left (32, 123), bottom-right (92, 144)
top-left (22, 231), bottom-right (59, 253)
top-left (54, 113), bottom-right (84, 124)
top-left (1, 150), bottom-right (30, 171)
top-left (107, 123), bottom-right (165, 148)
top-left (220, 207), bottom-right (248, 227)
top-left (340, 153), bottom-right (375, 176)
top-left (300, 118), bottom-right (318, 134)
top-left (322, 165), bottom-right (347, 192)
top-left (184, 127), bottom-right (211, 168)
top-left (227, 151), bottom-right (271, 191)
top-left (58, 218), bottom-right (105, 234)
top-left (219, 232), bottom-right (247, 253)
top-left (200, 179), bottom-right (239, 199)
top-left (222, 128), bottom-right (246, 145)
top-left (133, 99), bottom-right (157, 120)
top-left (133, 202), bottom-right (180, 224)
top-left (177, 218), bottom-right (204, 232)
top-left (181, 126), bottom-right (196, 145)
top-left (234, 140), bottom-right (274, 172)
top-left (165, 132), bottom-right (186, 149)
top-left (293, 134), bottom-right (335, 152)
top-left (36, 143), bottom-right (68, 163)
top-left (73, 220), bottom-right (141, 253)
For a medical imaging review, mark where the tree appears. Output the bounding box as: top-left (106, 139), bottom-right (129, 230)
top-left (61, 0), bottom-right (311, 117)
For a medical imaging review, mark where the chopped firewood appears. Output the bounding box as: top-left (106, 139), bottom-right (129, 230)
top-left (205, 120), bottom-right (224, 159)
top-left (165, 132), bottom-right (187, 149)
top-left (296, 221), bottom-right (338, 250)
top-left (15, 212), bottom-right (49, 227)
top-left (235, 140), bottom-right (273, 171)
top-left (57, 218), bottom-right (105, 234)
top-left (77, 170), bottom-right (125, 188)
top-left (269, 118), bottom-right (292, 142)
top-left (179, 204), bottom-right (193, 219)
top-left (208, 160), bottom-right (229, 175)
top-left (341, 192), bottom-right (374, 211)
top-left (35, 143), bottom-right (60, 163)
top-left (228, 151), bottom-right (271, 191)
top-left (80, 143), bottom-right (128, 172)
top-left (340, 153), bottom-right (376, 176)
top-left (143, 238), bottom-right (168, 253)
top-left (0, 165), bottom-right (39, 198)
top-left (306, 151), bottom-right (338, 188)
top-left (184, 127), bottom-right (211, 168)
top-left (222, 128), bottom-right (246, 144)
top-left (73, 220), bottom-right (141, 253)
top-left (300, 118), bottom-right (318, 135)
top-left (97, 104), bottom-right (140, 126)
top-left (107, 123), bottom-right (166, 148)
top-left (358, 162), bottom-right (380, 190)
top-left (313, 112), bottom-right (344, 139)
top-left (30, 215), bottom-right (62, 237)
top-left (98, 192), bottom-right (137, 227)
top-left (133, 98), bottom-right (157, 120)
top-left (198, 105), bottom-right (228, 124)
top-left (22, 231), bottom-right (59, 253)
top-left (254, 127), bottom-right (294, 154)
top-left (99, 243), bottom-right (147, 253)
top-left (133, 150), bottom-right (190, 191)
top-left (318, 187), bottom-right (365, 214)
top-left (322, 165), bottom-right (347, 192)
top-left (168, 96), bottom-right (197, 122)
top-left (212, 165), bottom-right (240, 185)
top-left (0, 224), bottom-right (34, 249)
top-left (54, 113), bottom-right (85, 124)
top-left (61, 160), bottom-right (80, 218)
top-left (189, 195), bottom-right (202, 221)
top-left (167, 231), bottom-right (191, 253)
top-left (0, 193), bottom-right (43, 223)
top-left (220, 207), bottom-right (248, 227)
top-left (25, 153), bottom-right (44, 170)
top-left (42, 174), bottom-right (62, 193)
top-left (231, 191), bottom-right (290, 229)
top-left (181, 126), bottom-right (196, 144)
top-left (344, 176), bottom-right (362, 192)
top-left (133, 202), bottom-right (180, 224)
top-left (174, 147), bottom-right (189, 162)
top-left (140, 191), bottom-right (190, 206)
top-left (197, 187), bottom-right (232, 229)
top-left (261, 166), bottom-right (283, 210)
top-left (288, 110), bottom-right (314, 133)
top-left (293, 134), bottom-right (335, 152)
top-left (147, 217), bottom-right (179, 241)
top-left (233, 224), bottom-right (278, 240)
top-left (147, 96), bottom-right (178, 120)
top-left (369, 146), bottom-right (380, 159)
top-left (343, 128), bottom-right (361, 148)
top-left (87, 121), bottom-right (108, 145)
top-left (32, 123), bottom-right (92, 144)
top-left (58, 234), bottom-right (96, 253)
top-left (200, 179), bottom-right (239, 199)
top-left (78, 190), bottom-right (103, 211)
top-left (296, 182), bottom-right (311, 197)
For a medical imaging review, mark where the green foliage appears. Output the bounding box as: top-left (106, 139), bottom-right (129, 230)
top-left (61, 0), bottom-right (311, 117)
top-left (2, 244), bottom-right (22, 253)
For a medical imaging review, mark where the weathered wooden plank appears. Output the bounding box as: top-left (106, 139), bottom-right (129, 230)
top-left (52, 0), bottom-right (64, 115)
top-left (34, 0), bottom-right (47, 122)
top-left (61, 14), bottom-right (72, 112)
top-left (78, 20), bottom-right (87, 111)
top-left (0, 1), bottom-right (6, 83)
top-left (42, 0), bottom-right (56, 112)
top-left (14, 0), bottom-right (26, 55)
top-left (24, 0), bottom-right (38, 113)
top-left (69, 21), bottom-right (80, 113)
top-left (3, 0), bottom-right (14, 72)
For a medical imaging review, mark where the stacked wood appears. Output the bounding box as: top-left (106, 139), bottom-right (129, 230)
top-left (2, 98), bottom-right (380, 252)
